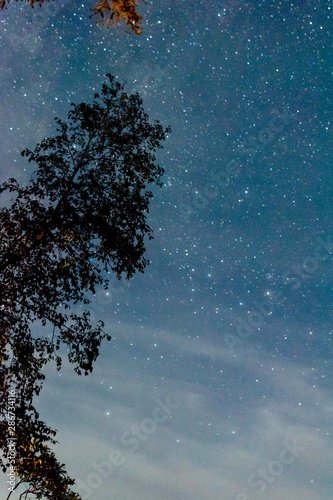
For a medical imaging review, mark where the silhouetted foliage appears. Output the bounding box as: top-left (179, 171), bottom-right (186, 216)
top-left (0, 73), bottom-right (170, 498)
top-left (90, 0), bottom-right (145, 35)
top-left (0, 0), bottom-right (146, 35)
top-left (1, 356), bottom-right (80, 499)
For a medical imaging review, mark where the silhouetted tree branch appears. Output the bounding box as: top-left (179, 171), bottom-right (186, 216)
top-left (0, 73), bottom-right (170, 499)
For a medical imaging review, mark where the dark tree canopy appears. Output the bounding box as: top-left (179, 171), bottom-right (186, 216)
top-left (0, 74), bottom-right (170, 499)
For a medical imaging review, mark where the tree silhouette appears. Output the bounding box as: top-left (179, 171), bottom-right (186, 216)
top-left (2, 355), bottom-right (81, 499)
top-left (0, 73), bottom-right (170, 498)
top-left (0, 0), bottom-right (146, 35)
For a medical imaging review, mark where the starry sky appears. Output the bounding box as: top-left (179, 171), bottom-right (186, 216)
top-left (0, 0), bottom-right (332, 499)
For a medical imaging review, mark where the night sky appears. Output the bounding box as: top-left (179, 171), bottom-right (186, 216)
top-left (1, 0), bottom-right (332, 499)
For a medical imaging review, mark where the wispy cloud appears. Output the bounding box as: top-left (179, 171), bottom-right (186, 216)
top-left (9, 321), bottom-right (330, 500)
